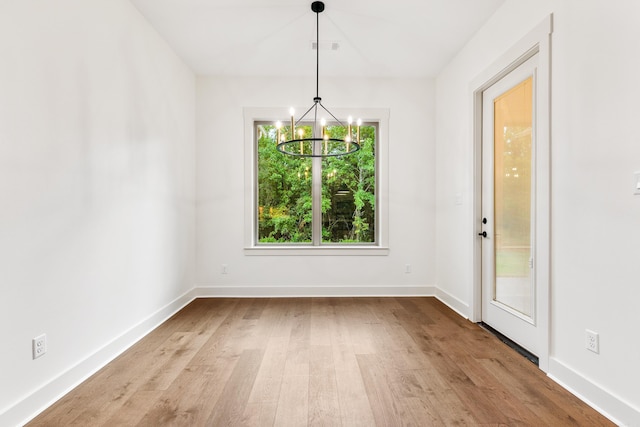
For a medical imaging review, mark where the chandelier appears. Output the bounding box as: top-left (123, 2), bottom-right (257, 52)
top-left (275, 1), bottom-right (361, 158)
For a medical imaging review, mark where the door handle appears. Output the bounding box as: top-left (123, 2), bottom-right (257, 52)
top-left (478, 231), bottom-right (487, 238)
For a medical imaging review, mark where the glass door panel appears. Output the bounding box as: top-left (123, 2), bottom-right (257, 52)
top-left (493, 77), bottom-right (533, 318)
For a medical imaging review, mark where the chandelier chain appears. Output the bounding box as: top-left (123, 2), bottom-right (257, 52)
top-left (316, 8), bottom-right (320, 100)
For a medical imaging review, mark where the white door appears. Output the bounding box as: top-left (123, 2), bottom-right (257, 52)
top-left (480, 54), bottom-right (540, 356)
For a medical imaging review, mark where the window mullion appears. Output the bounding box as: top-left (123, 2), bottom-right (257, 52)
top-left (312, 126), bottom-right (322, 245)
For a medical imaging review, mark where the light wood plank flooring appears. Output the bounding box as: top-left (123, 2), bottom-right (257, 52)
top-left (28, 297), bottom-right (614, 426)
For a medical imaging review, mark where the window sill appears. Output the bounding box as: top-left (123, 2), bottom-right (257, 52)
top-left (244, 246), bottom-right (390, 256)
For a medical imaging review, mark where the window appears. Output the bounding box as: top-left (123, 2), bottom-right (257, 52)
top-left (244, 108), bottom-right (389, 255)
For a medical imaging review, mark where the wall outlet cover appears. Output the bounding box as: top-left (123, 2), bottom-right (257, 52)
top-left (585, 329), bottom-right (599, 354)
top-left (32, 334), bottom-right (47, 359)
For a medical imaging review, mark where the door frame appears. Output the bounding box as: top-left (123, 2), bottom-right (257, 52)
top-left (471, 15), bottom-right (553, 372)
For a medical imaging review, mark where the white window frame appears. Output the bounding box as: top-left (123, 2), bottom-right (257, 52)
top-left (243, 107), bottom-right (389, 256)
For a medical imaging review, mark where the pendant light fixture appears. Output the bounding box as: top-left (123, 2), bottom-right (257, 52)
top-left (275, 1), bottom-right (361, 158)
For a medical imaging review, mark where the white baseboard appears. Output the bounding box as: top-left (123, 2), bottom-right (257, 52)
top-left (2, 288), bottom-right (197, 427)
top-left (195, 285), bottom-right (436, 298)
top-left (548, 357), bottom-right (640, 427)
top-left (434, 287), bottom-right (470, 319)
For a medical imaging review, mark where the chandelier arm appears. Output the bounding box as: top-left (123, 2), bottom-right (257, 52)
top-left (317, 102), bottom-right (345, 127)
top-left (295, 102), bottom-right (318, 126)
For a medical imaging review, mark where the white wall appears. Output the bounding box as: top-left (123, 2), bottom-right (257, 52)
top-left (436, 0), bottom-right (640, 424)
top-left (0, 1), bottom-right (196, 425)
top-left (196, 76), bottom-right (435, 295)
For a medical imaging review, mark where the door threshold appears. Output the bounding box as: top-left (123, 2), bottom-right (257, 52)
top-left (478, 322), bottom-right (539, 366)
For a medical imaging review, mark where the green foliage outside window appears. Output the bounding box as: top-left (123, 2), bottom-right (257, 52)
top-left (257, 123), bottom-right (376, 244)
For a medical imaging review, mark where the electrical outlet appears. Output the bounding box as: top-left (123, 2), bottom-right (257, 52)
top-left (404, 264), bottom-right (412, 274)
top-left (32, 334), bottom-right (47, 359)
top-left (221, 264), bottom-right (228, 274)
top-left (585, 330), bottom-right (599, 354)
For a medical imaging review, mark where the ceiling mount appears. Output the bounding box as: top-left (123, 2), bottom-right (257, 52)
top-left (311, 1), bottom-right (325, 13)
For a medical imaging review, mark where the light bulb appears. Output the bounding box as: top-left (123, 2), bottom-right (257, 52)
top-left (275, 121), bottom-right (282, 129)
top-left (321, 118), bottom-right (326, 126)
top-left (289, 107), bottom-right (295, 116)
top-left (357, 118), bottom-right (362, 126)
top-left (348, 116), bottom-right (353, 125)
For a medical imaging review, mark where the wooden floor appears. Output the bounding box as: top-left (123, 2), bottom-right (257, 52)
top-left (28, 297), bottom-right (613, 426)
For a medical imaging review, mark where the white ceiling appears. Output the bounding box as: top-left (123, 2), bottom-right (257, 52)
top-left (129, 0), bottom-right (505, 78)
